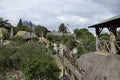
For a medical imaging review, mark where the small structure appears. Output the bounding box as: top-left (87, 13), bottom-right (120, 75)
top-left (89, 15), bottom-right (120, 54)
top-left (75, 15), bottom-right (120, 80)
top-left (47, 30), bottom-right (72, 36)
top-left (15, 31), bottom-right (27, 37)
top-left (39, 37), bottom-right (48, 43)
top-left (15, 31), bottom-right (37, 39)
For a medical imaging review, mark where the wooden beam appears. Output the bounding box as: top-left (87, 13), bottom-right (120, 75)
top-left (110, 26), bottom-right (117, 54)
top-left (99, 27), bottom-right (103, 34)
top-left (96, 27), bottom-right (100, 51)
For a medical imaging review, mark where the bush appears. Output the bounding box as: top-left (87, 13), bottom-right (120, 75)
top-left (32, 37), bottom-right (39, 42)
top-left (21, 58), bottom-right (60, 80)
top-left (0, 46), bottom-right (17, 71)
top-left (0, 43), bottom-right (60, 79)
top-left (15, 36), bottom-right (26, 44)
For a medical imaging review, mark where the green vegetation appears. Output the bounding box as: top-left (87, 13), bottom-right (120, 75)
top-left (74, 28), bottom-right (95, 56)
top-left (34, 25), bottom-right (48, 37)
top-left (47, 28), bottom-right (96, 57)
top-left (100, 32), bottom-right (110, 40)
top-left (0, 43), bottom-right (60, 80)
top-left (46, 34), bottom-right (74, 44)
top-left (17, 18), bottom-right (31, 32)
top-left (0, 17), bottom-right (98, 79)
top-left (59, 23), bottom-right (67, 33)
top-left (22, 58), bottom-right (60, 80)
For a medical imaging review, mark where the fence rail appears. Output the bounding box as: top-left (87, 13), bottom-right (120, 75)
top-left (98, 40), bottom-right (120, 54)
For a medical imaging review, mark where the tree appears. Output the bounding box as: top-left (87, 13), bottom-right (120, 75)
top-left (74, 28), bottom-right (95, 56)
top-left (59, 23), bottom-right (67, 33)
top-left (17, 18), bottom-right (30, 31)
top-left (100, 32), bottom-right (110, 40)
top-left (0, 17), bottom-right (12, 39)
top-left (34, 25), bottom-right (48, 37)
top-left (0, 18), bottom-right (11, 28)
top-left (74, 29), bottom-right (82, 38)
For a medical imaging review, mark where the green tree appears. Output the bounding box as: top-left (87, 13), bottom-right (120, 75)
top-left (117, 30), bottom-right (120, 40)
top-left (34, 25), bottom-right (48, 37)
top-left (0, 17), bottom-right (12, 39)
top-left (59, 23), bottom-right (67, 33)
top-left (0, 18), bottom-right (11, 29)
top-left (100, 32), bottom-right (110, 40)
top-left (74, 29), bottom-right (82, 38)
top-left (74, 28), bottom-right (95, 56)
top-left (17, 18), bottom-right (30, 31)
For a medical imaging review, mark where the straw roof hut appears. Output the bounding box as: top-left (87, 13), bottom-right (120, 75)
top-left (15, 31), bottom-right (27, 37)
top-left (15, 31), bottom-right (37, 39)
top-left (76, 53), bottom-right (120, 80)
top-left (39, 37), bottom-right (48, 43)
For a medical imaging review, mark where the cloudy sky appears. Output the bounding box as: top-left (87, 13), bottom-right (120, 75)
top-left (0, 0), bottom-right (120, 33)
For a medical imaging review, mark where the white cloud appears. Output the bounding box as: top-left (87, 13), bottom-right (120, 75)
top-left (57, 15), bottom-right (88, 25)
top-left (0, 0), bottom-right (119, 33)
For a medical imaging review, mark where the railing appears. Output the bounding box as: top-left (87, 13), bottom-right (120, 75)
top-left (98, 40), bottom-right (120, 54)
top-left (114, 41), bottom-right (120, 54)
top-left (98, 40), bottom-right (111, 53)
top-left (57, 53), bottom-right (82, 80)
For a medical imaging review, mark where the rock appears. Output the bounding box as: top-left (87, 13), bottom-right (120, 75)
top-left (76, 52), bottom-right (120, 80)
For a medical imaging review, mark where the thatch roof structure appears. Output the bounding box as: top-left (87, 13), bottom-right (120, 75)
top-left (15, 31), bottom-right (27, 37)
top-left (76, 53), bottom-right (120, 80)
top-left (39, 37), bottom-right (48, 43)
top-left (15, 31), bottom-right (37, 39)
top-left (23, 32), bottom-right (37, 39)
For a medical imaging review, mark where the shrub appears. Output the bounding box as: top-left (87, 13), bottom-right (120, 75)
top-left (21, 58), bottom-right (60, 80)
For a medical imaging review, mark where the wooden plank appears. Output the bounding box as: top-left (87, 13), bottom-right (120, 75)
top-left (63, 57), bottom-right (82, 80)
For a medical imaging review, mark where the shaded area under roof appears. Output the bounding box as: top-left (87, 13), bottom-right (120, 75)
top-left (88, 15), bottom-right (120, 28)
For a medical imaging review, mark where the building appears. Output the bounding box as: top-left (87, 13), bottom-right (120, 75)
top-left (15, 31), bottom-right (37, 39)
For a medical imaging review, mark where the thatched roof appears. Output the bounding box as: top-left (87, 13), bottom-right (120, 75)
top-left (15, 31), bottom-right (37, 39)
top-left (15, 31), bottom-right (27, 37)
top-left (76, 52), bottom-right (120, 80)
top-left (39, 37), bottom-right (48, 43)
top-left (23, 32), bottom-right (37, 39)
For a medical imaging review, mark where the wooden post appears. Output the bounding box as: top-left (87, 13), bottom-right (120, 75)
top-left (110, 26), bottom-right (117, 54)
top-left (96, 27), bottom-right (100, 51)
top-left (0, 28), bottom-right (3, 47)
top-left (10, 27), bottom-right (13, 39)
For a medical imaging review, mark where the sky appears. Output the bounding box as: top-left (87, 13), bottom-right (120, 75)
top-left (0, 0), bottom-right (120, 33)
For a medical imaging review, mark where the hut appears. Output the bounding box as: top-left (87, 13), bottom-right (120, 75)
top-left (15, 31), bottom-right (37, 41)
top-left (38, 37), bottom-right (48, 43)
top-left (76, 15), bottom-right (120, 80)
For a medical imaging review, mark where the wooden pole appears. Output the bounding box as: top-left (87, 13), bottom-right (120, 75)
top-left (29, 21), bottom-right (32, 43)
top-left (0, 28), bottom-right (3, 47)
top-left (96, 27), bottom-right (100, 51)
top-left (10, 27), bottom-right (13, 39)
top-left (110, 26), bottom-right (117, 54)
